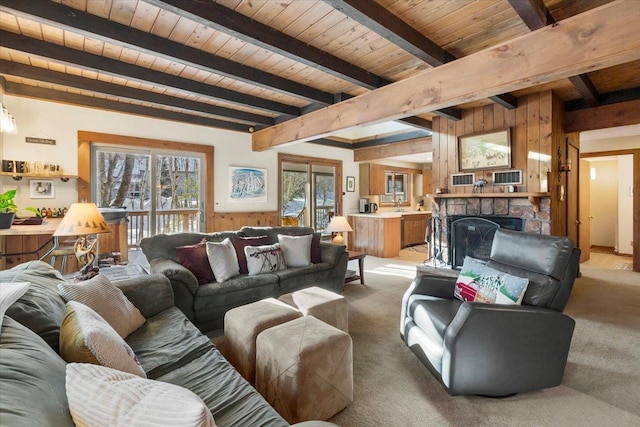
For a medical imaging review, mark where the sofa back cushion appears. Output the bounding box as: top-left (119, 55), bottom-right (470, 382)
top-left (0, 317), bottom-right (74, 426)
top-left (0, 261), bottom-right (67, 353)
top-left (140, 231), bottom-right (242, 262)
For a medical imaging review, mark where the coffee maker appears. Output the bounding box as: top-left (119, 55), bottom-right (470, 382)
top-left (359, 198), bottom-right (370, 213)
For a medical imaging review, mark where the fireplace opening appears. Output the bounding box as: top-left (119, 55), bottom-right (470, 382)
top-left (448, 215), bottom-right (524, 269)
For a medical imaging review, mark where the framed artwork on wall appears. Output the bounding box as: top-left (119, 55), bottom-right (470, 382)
top-left (229, 166), bottom-right (267, 202)
top-left (346, 176), bottom-right (355, 192)
top-left (458, 128), bottom-right (512, 171)
top-left (30, 179), bottom-right (55, 199)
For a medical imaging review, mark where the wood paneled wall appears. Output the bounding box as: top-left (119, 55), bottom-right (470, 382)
top-left (432, 91), bottom-right (569, 235)
top-left (213, 211), bottom-right (281, 231)
top-left (432, 91), bottom-right (560, 194)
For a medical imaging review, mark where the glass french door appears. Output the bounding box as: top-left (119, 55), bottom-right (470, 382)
top-left (92, 145), bottom-right (205, 245)
top-left (279, 154), bottom-right (341, 232)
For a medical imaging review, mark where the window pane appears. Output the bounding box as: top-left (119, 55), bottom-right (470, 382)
top-left (156, 155), bottom-right (201, 234)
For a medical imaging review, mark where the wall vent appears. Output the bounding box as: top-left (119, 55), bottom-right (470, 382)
top-left (493, 170), bottom-right (523, 185)
top-left (451, 173), bottom-right (475, 186)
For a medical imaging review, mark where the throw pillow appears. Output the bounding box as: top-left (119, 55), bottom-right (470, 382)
top-left (206, 238), bottom-right (240, 283)
top-left (176, 239), bottom-right (214, 285)
top-left (245, 243), bottom-right (286, 275)
top-left (59, 301), bottom-right (146, 377)
top-left (455, 257), bottom-right (529, 305)
top-left (232, 235), bottom-right (270, 274)
top-left (288, 231), bottom-right (321, 263)
top-left (278, 234), bottom-right (312, 267)
top-left (0, 282), bottom-right (30, 333)
top-left (58, 274), bottom-right (146, 338)
top-left (66, 363), bottom-right (216, 427)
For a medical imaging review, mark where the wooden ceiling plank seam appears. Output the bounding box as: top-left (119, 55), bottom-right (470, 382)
top-left (4, 79), bottom-right (256, 132)
top-left (108, 0), bottom-right (137, 27)
top-left (131, 1), bottom-right (161, 33)
top-left (507, 0), bottom-right (601, 106)
top-left (0, 0), bottom-right (336, 104)
top-left (0, 29), bottom-right (301, 116)
top-left (145, 0), bottom-right (385, 89)
top-left (282, 2), bottom-right (334, 39)
top-left (149, 8), bottom-right (181, 38)
top-left (85, 0), bottom-right (112, 18)
top-left (251, 0), bottom-right (640, 150)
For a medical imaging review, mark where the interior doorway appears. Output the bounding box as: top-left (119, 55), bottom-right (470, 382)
top-left (580, 150), bottom-right (638, 272)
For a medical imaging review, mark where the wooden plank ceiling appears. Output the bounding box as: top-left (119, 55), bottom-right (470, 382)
top-left (0, 0), bottom-right (638, 150)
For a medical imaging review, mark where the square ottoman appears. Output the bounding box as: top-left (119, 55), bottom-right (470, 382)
top-left (256, 316), bottom-right (353, 423)
top-left (224, 298), bottom-right (302, 384)
top-left (278, 286), bottom-right (348, 333)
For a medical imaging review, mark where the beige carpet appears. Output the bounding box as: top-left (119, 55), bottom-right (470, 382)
top-left (325, 255), bottom-right (640, 426)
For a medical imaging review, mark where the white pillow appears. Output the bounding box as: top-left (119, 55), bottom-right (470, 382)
top-left (59, 301), bottom-right (146, 378)
top-left (66, 363), bottom-right (216, 427)
top-left (206, 238), bottom-right (240, 283)
top-left (0, 282), bottom-right (30, 333)
top-left (245, 243), bottom-right (286, 275)
top-left (58, 274), bottom-right (145, 338)
top-left (277, 234), bottom-right (312, 267)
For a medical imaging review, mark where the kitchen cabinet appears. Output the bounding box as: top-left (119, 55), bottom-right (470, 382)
top-left (348, 214), bottom-right (401, 258)
top-left (402, 213), bottom-right (431, 247)
top-left (359, 163), bottom-right (385, 195)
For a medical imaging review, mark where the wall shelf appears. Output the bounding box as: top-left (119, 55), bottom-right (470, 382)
top-left (0, 172), bottom-right (78, 182)
top-left (433, 192), bottom-right (551, 211)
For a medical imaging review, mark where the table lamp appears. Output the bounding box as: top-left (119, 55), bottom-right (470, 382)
top-left (54, 202), bottom-right (109, 274)
top-left (325, 216), bottom-right (353, 244)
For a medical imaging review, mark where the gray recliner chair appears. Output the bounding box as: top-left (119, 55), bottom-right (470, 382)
top-left (400, 229), bottom-right (581, 396)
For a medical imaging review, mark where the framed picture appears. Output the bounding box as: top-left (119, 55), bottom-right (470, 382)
top-left (458, 128), bottom-right (512, 171)
top-left (30, 179), bottom-right (55, 199)
top-left (346, 176), bottom-right (355, 192)
top-left (229, 166), bottom-right (267, 202)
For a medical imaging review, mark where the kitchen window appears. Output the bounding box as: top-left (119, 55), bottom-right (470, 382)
top-left (380, 172), bottom-right (409, 205)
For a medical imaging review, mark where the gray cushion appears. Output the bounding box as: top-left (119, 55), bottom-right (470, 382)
top-left (194, 274), bottom-right (280, 311)
top-left (0, 261), bottom-right (66, 353)
top-left (157, 347), bottom-right (288, 427)
top-left (0, 317), bottom-right (73, 426)
top-left (409, 297), bottom-right (462, 340)
top-left (141, 231), bottom-right (242, 261)
top-left (126, 307), bottom-right (214, 379)
top-left (240, 226), bottom-right (314, 244)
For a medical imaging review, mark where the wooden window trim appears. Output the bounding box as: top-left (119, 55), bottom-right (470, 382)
top-left (77, 131), bottom-right (215, 231)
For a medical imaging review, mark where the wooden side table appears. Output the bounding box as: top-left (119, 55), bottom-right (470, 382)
top-left (345, 250), bottom-right (366, 285)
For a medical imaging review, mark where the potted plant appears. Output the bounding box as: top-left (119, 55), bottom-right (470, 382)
top-left (0, 189), bottom-right (18, 229)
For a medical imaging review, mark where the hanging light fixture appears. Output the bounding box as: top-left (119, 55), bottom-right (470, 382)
top-left (0, 103), bottom-right (18, 134)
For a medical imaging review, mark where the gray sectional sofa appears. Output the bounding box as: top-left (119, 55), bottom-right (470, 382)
top-left (140, 226), bottom-right (349, 333)
top-left (0, 261), bottom-right (335, 426)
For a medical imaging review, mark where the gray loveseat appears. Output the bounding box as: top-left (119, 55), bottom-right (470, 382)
top-left (0, 261), bottom-right (336, 426)
top-left (140, 226), bottom-right (348, 333)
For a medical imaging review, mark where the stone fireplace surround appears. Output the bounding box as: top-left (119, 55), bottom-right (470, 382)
top-left (430, 195), bottom-right (552, 266)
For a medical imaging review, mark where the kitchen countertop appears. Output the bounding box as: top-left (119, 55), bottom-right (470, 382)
top-left (348, 211), bottom-right (431, 218)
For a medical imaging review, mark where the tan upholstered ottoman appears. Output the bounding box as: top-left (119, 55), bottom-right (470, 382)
top-left (256, 316), bottom-right (353, 423)
top-left (278, 286), bottom-right (348, 333)
top-left (224, 298), bottom-right (302, 385)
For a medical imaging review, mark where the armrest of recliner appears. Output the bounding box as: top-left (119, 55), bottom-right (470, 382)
top-left (442, 303), bottom-right (575, 396)
top-left (149, 258), bottom-right (199, 294)
top-left (400, 273), bottom-right (457, 336)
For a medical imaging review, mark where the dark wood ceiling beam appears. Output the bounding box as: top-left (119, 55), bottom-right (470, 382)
top-left (0, 0), bottom-right (335, 106)
top-left (147, 0), bottom-right (446, 124)
top-left (0, 60), bottom-right (273, 127)
top-left (508, 0), bottom-right (600, 106)
top-left (4, 82), bottom-right (253, 132)
top-left (0, 30), bottom-right (298, 117)
top-left (352, 130), bottom-right (431, 149)
top-left (324, 0), bottom-right (516, 111)
top-left (147, 0), bottom-right (383, 90)
top-left (321, 0), bottom-right (450, 66)
top-left (564, 86), bottom-right (640, 111)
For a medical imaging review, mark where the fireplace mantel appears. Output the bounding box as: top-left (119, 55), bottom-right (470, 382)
top-left (434, 192), bottom-right (550, 211)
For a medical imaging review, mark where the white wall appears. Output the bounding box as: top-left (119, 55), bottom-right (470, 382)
top-left (589, 160), bottom-right (618, 248)
top-left (0, 95), bottom-right (360, 215)
top-left (618, 155), bottom-right (634, 254)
